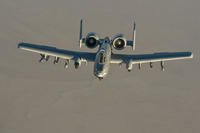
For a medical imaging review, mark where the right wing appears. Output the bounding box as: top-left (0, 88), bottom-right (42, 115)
top-left (111, 52), bottom-right (193, 64)
top-left (18, 43), bottom-right (96, 62)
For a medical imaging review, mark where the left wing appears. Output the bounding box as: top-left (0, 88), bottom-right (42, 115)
top-left (18, 43), bottom-right (96, 62)
top-left (111, 52), bottom-right (193, 70)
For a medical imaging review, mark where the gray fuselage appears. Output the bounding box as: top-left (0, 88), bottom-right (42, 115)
top-left (93, 38), bottom-right (111, 79)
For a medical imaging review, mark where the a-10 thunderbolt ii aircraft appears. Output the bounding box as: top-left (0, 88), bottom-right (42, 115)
top-left (18, 19), bottom-right (193, 80)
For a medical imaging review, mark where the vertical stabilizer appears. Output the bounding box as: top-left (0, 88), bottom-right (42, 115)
top-left (79, 19), bottom-right (83, 48)
top-left (132, 18), bottom-right (136, 50)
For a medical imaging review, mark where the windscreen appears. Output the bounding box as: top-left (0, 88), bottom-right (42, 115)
top-left (99, 52), bottom-right (106, 64)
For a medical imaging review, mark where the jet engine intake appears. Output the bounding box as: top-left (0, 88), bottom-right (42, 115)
top-left (112, 34), bottom-right (127, 50)
top-left (85, 32), bottom-right (99, 48)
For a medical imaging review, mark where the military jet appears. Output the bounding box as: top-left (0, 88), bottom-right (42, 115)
top-left (18, 19), bottom-right (193, 80)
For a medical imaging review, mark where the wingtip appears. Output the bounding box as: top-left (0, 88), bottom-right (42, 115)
top-left (190, 52), bottom-right (194, 58)
top-left (17, 41), bottom-right (25, 48)
top-left (186, 51), bottom-right (193, 58)
top-left (18, 42), bottom-right (22, 48)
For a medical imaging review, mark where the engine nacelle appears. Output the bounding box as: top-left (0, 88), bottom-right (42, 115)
top-left (112, 34), bottom-right (127, 50)
top-left (85, 32), bottom-right (99, 48)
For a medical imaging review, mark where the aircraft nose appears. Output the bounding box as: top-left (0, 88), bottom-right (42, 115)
top-left (97, 72), bottom-right (104, 77)
top-left (94, 70), bottom-right (104, 78)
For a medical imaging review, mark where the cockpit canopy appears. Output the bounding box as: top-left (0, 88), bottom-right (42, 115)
top-left (99, 51), bottom-right (106, 64)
